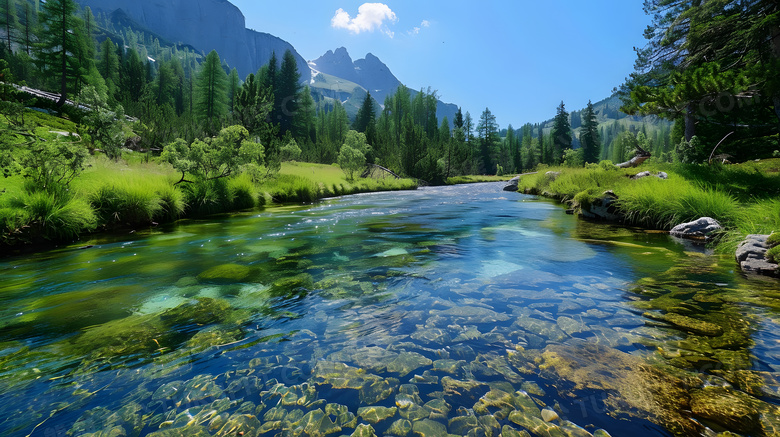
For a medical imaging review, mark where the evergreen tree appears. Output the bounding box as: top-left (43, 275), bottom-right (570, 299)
top-left (276, 50), bottom-right (302, 135)
top-left (227, 67), bottom-right (240, 112)
top-left (580, 100), bottom-right (601, 164)
top-left (195, 50), bottom-right (228, 132)
top-left (0, 0), bottom-right (17, 52)
top-left (550, 101), bottom-right (572, 164)
top-left (454, 107), bottom-right (464, 130)
top-left (295, 85), bottom-right (316, 147)
top-left (476, 107), bottom-right (499, 174)
top-left (353, 91), bottom-right (376, 147)
top-left (36, 0), bottom-right (80, 106)
top-left (97, 38), bottom-right (119, 97)
top-left (20, 1), bottom-right (35, 56)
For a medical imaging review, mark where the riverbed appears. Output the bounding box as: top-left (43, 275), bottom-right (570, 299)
top-left (1, 183), bottom-right (778, 436)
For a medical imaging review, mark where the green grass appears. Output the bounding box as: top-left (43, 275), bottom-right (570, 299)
top-left (446, 175), bottom-right (515, 185)
top-left (517, 161), bottom-right (780, 252)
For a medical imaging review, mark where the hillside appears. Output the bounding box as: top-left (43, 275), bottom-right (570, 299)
top-left (75, 0), bottom-right (310, 82)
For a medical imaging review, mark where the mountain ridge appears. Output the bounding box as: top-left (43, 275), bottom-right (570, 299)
top-left (75, 0), bottom-right (310, 82)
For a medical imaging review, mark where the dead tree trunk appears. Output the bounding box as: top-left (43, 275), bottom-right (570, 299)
top-left (615, 145), bottom-right (652, 169)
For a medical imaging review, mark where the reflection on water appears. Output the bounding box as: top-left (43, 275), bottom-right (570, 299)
top-left (0, 182), bottom-right (779, 437)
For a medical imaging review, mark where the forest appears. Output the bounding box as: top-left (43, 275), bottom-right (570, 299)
top-left (0, 0), bottom-right (779, 248)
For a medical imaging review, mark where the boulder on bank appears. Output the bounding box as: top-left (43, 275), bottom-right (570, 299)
top-left (736, 235), bottom-right (779, 276)
top-left (632, 171), bottom-right (668, 180)
top-left (580, 190), bottom-right (621, 221)
top-left (503, 176), bottom-right (520, 192)
top-left (670, 217), bottom-right (722, 240)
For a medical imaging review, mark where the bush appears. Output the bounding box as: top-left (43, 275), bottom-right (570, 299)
top-left (8, 190), bottom-right (96, 241)
top-left (227, 174), bottom-right (256, 210)
top-left (89, 181), bottom-right (164, 227)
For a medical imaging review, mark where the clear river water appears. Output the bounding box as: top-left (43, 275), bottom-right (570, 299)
top-left (1, 182), bottom-right (780, 437)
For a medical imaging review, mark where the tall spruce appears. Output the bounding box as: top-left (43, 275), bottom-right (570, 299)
top-left (37, 0), bottom-right (80, 106)
top-left (580, 100), bottom-right (601, 164)
top-left (0, 0), bottom-right (17, 52)
top-left (476, 107), bottom-right (499, 174)
top-left (276, 50), bottom-right (301, 135)
top-left (550, 101), bottom-right (571, 164)
top-left (195, 50), bottom-right (228, 132)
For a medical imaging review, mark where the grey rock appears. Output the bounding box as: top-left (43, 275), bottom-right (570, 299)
top-left (669, 217), bottom-right (722, 240)
top-left (580, 190), bottom-right (621, 221)
top-left (631, 171), bottom-right (668, 180)
top-left (503, 177), bottom-right (520, 192)
top-left (736, 235), bottom-right (778, 276)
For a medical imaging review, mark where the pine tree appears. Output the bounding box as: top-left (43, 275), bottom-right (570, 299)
top-left (36, 0), bottom-right (80, 106)
top-left (550, 101), bottom-right (572, 164)
top-left (227, 67), bottom-right (240, 111)
top-left (580, 100), bottom-right (601, 164)
top-left (353, 91), bottom-right (376, 134)
top-left (476, 107), bottom-right (499, 175)
top-left (0, 0), bottom-right (17, 52)
top-left (454, 107), bottom-right (464, 130)
top-left (276, 50), bottom-right (301, 135)
top-left (20, 1), bottom-right (35, 56)
top-left (195, 50), bottom-right (228, 132)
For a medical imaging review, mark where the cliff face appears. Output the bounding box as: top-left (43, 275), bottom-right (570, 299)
top-left (77, 0), bottom-right (310, 82)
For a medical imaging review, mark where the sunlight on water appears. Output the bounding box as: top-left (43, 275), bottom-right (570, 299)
top-left (1, 183), bottom-right (779, 437)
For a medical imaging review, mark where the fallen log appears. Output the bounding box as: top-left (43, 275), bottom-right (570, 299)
top-left (615, 145), bottom-right (652, 168)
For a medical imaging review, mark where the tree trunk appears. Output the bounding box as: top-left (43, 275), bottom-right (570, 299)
top-left (57, 3), bottom-right (67, 107)
top-left (684, 103), bottom-right (696, 141)
top-left (771, 26), bottom-right (780, 131)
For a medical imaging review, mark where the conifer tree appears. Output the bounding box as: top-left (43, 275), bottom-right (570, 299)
top-left (276, 50), bottom-right (301, 135)
top-left (580, 100), bottom-right (601, 164)
top-left (0, 0), bottom-right (17, 52)
top-left (195, 50), bottom-right (228, 133)
top-left (550, 101), bottom-right (572, 164)
top-left (36, 0), bottom-right (80, 106)
top-left (476, 107), bottom-right (499, 174)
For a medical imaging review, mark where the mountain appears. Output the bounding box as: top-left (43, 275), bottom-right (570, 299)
top-left (311, 48), bottom-right (401, 104)
top-left (75, 0), bottom-right (310, 82)
top-left (310, 47), bottom-right (459, 126)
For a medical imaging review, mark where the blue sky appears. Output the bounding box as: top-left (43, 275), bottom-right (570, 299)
top-left (228, 1), bottom-right (650, 127)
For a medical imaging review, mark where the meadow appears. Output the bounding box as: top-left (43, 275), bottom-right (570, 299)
top-left (517, 160), bottom-right (780, 252)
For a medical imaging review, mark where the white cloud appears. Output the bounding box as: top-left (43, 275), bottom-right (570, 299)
top-left (331, 3), bottom-right (398, 37)
top-left (408, 20), bottom-right (431, 36)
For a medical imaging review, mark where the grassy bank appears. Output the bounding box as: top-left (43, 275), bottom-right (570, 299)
top-left (446, 175), bottom-right (514, 185)
top-left (517, 160), bottom-right (780, 252)
top-left (0, 157), bottom-right (418, 249)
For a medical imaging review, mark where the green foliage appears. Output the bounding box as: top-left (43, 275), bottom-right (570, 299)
top-left (338, 130), bottom-right (369, 181)
top-left (1, 133), bottom-right (88, 192)
top-left (280, 138), bottom-right (302, 162)
top-left (89, 182), bottom-right (163, 227)
top-left (78, 85), bottom-right (126, 160)
top-left (161, 125), bottom-right (264, 183)
top-left (36, 0), bottom-right (81, 105)
top-left (674, 136), bottom-right (705, 164)
top-left (563, 148), bottom-right (584, 168)
top-left (6, 190), bottom-right (96, 241)
top-left (768, 246), bottom-right (780, 264)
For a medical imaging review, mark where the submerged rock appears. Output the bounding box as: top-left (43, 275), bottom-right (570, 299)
top-left (357, 406), bottom-right (397, 424)
top-left (643, 311), bottom-right (724, 337)
top-left (690, 387), bottom-right (761, 433)
top-left (412, 418), bottom-right (448, 437)
top-left (197, 264), bottom-right (252, 283)
top-left (386, 352), bottom-right (433, 377)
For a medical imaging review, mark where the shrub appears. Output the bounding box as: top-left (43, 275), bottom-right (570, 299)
top-left (227, 174), bottom-right (256, 210)
top-left (8, 190), bottom-right (96, 241)
top-left (89, 181), bottom-right (164, 227)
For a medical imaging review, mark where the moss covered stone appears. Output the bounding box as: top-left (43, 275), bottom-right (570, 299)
top-left (197, 264), bottom-right (252, 283)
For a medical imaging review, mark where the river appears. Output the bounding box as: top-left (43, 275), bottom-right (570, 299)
top-left (1, 182), bottom-right (778, 436)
